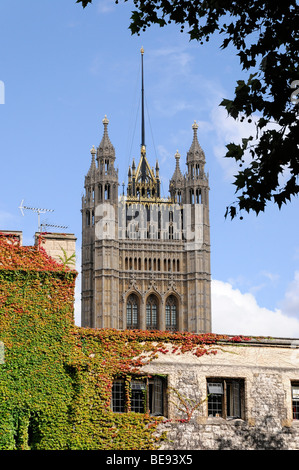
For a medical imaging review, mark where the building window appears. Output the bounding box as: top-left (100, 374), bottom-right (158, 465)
top-left (112, 380), bottom-right (125, 413)
top-left (292, 383), bottom-right (299, 420)
top-left (126, 294), bottom-right (139, 329)
top-left (207, 378), bottom-right (244, 419)
top-left (165, 295), bottom-right (177, 331)
top-left (111, 376), bottom-right (166, 416)
top-left (131, 380), bottom-right (147, 413)
top-left (146, 294), bottom-right (158, 330)
top-left (148, 376), bottom-right (165, 416)
top-left (86, 210), bottom-right (90, 226)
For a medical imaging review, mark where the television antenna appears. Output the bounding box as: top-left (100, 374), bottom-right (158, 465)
top-left (19, 199), bottom-right (54, 232)
top-left (40, 223), bottom-right (68, 231)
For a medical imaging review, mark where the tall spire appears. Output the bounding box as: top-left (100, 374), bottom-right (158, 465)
top-left (140, 47), bottom-right (146, 181)
top-left (141, 46), bottom-right (145, 149)
top-left (127, 48), bottom-right (161, 200)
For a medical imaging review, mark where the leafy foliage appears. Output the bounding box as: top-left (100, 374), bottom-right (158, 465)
top-left (76, 0), bottom-right (299, 218)
top-left (76, 0), bottom-right (92, 7)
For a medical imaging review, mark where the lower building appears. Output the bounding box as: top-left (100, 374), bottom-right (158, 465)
top-left (113, 335), bottom-right (299, 450)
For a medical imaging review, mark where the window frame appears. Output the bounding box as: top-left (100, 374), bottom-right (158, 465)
top-left (207, 377), bottom-right (245, 420)
top-left (146, 294), bottom-right (159, 330)
top-left (165, 295), bottom-right (178, 332)
top-left (126, 293), bottom-right (139, 329)
top-left (291, 382), bottom-right (299, 420)
top-left (111, 375), bottom-right (167, 417)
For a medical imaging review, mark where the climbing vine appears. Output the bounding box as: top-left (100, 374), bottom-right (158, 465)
top-left (0, 234), bottom-right (250, 450)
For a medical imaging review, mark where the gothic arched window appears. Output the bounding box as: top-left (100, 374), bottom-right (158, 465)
top-left (146, 294), bottom-right (158, 330)
top-left (165, 295), bottom-right (178, 331)
top-left (126, 294), bottom-right (139, 329)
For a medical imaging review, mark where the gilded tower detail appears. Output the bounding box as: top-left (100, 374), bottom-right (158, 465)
top-left (81, 51), bottom-right (211, 333)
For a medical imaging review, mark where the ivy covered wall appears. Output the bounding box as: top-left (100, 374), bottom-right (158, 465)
top-left (0, 234), bottom-right (245, 450)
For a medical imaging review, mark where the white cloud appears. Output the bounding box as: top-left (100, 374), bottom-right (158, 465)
top-left (96, 0), bottom-right (115, 14)
top-left (209, 106), bottom-right (257, 181)
top-left (211, 279), bottom-right (299, 338)
top-left (279, 271), bottom-right (299, 319)
top-left (209, 104), bottom-right (282, 182)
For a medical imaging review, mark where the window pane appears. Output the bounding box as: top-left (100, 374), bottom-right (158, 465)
top-left (208, 383), bottom-right (223, 394)
top-left (292, 385), bottom-right (299, 419)
top-left (227, 381), bottom-right (241, 418)
top-left (112, 380), bottom-right (125, 412)
top-left (131, 380), bottom-right (145, 413)
top-left (171, 306), bottom-right (176, 326)
top-left (208, 379), bottom-right (243, 419)
top-left (146, 295), bottom-right (158, 329)
top-left (149, 377), bottom-right (164, 416)
top-left (152, 304), bottom-right (157, 326)
top-left (208, 392), bottom-right (222, 417)
top-left (146, 304), bottom-right (151, 327)
top-left (166, 305), bottom-right (170, 326)
top-left (132, 303), bottom-right (138, 325)
top-left (166, 296), bottom-right (177, 331)
top-left (127, 295), bottom-right (138, 329)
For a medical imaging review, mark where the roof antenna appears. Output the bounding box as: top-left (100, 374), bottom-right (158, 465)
top-left (141, 46), bottom-right (145, 148)
top-left (140, 46), bottom-right (146, 181)
top-left (19, 199), bottom-right (54, 232)
top-left (40, 223), bottom-right (68, 232)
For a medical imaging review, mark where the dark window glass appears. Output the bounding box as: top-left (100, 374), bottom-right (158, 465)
top-left (127, 294), bottom-right (139, 329)
top-left (292, 384), bottom-right (299, 420)
top-left (112, 380), bottom-right (125, 412)
top-left (165, 295), bottom-right (177, 331)
top-left (146, 295), bottom-right (158, 330)
top-left (207, 379), bottom-right (243, 419)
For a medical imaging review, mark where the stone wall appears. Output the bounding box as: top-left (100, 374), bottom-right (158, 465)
top-left (141, 337), bottom-right (299, 450)
top-left (35, 232), bottom-right (76, 269)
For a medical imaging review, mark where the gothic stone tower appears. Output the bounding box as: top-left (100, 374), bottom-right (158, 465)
top-left (81, 51), bottom-right (211, 333)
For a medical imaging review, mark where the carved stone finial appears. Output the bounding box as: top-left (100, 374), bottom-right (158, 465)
top-left (192, 120), bottom-right (199, 131)
top-left (102, 115), bottom-right (109, 125)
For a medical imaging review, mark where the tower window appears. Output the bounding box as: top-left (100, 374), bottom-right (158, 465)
top-left (86, 210), bottom-right (90, 226)
top-left (105, 184), bottom-right (110, 200)
top-left (165, 295), bottom-right (177, 331)
top-left (146, 294), bottom-right (158, 330)
top-left (126, 294), bottom-right (139, 329)
top-left (196, 189), bottom-right (201, 204)
top-left (98, 184), bottom-right (102, 201)
top-left (190, 189), bottom-right (194, 204)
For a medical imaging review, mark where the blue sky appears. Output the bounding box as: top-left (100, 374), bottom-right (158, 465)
top-left (0, 0), bottom-right (298, 337)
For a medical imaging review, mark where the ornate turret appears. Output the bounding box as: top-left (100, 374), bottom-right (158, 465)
top-left (97, 115), bottom-right (116, 172)
top-left (186, 121), bottom-right (206, 180)
top-left (169, 150), bottom-right (184, 203)
top-left (86, 145), bottom-right (96, 179)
